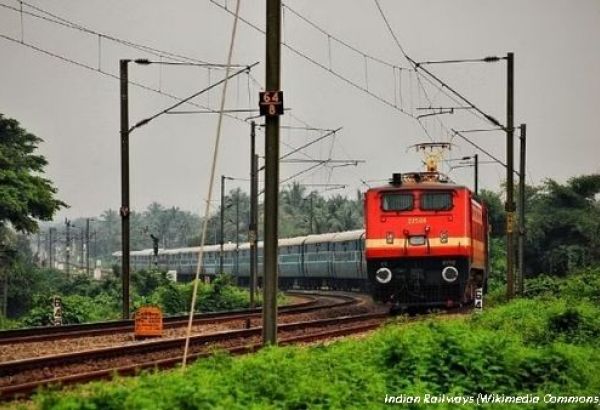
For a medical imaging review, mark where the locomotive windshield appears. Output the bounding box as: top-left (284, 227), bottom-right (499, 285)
top-left (420, 192), bottom-right (453, 211)
top-left (381, 193), bottom-right (414, 211)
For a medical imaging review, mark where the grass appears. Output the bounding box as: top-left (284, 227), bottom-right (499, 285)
top-left (12, 270), bottom-right (600, 409)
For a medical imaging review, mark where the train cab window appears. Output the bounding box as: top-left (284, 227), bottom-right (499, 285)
top-left (420, 192), bottom-right (453, 211)
top-left (381, 193), bottom-right (414, 211)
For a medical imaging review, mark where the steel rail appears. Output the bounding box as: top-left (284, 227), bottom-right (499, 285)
top-left (0, 315), bottom-right (386, 401)
top-left (0, 292), bottom-right (349, 345)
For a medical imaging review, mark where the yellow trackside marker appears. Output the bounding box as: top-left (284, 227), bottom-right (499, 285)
top-left (506, 212), bottom-right (515, 233)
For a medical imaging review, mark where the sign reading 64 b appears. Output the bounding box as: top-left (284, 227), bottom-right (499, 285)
top-left (259, 91), bottom-right (284, 117)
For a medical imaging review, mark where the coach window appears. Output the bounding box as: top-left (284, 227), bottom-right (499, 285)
top-left (381, 193), bottom-right (414, 211)
top-left (420, 192), bottom-right (453, 211)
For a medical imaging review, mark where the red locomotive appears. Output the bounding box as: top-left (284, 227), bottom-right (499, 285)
top-left (364, 144), bottom-right (489, 311)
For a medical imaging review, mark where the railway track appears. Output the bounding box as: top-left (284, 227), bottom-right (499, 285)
top-left (0, 311), bottom-right (388, 401)
top-left (0, 292), bottom-right (324, 345)
top-left (0, 292), bottom-right (382, 400)
top-left (0, 292), bottom-right (367, 363)
top-left (0, 298), bottom-right (470, 402)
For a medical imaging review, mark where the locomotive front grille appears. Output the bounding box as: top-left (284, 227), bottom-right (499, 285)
top-left (368, 257), bottom-right (469, 307)
top-left (396, 283), bottom-right (462, 304)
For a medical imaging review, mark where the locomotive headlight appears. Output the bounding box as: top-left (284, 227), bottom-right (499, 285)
top-left (375, 267), bottom-right (393, 284)
top-left (441, 266), bottom-right (459, 283)
top-left (440, 230), bottom-right (448, 244)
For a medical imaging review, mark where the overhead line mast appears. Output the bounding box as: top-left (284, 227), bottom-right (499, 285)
top-left (262, 0), bottom-right (282, 346)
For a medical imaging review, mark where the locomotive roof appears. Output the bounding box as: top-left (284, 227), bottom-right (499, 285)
top-left (368, 180), bottom-right (467, 193)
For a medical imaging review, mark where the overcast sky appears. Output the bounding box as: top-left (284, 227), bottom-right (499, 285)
top-left (1, 0), bottom-right (599, 221)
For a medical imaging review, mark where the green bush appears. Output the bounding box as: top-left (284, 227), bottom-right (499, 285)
top-left (33, 297), bottom-right (600, 409)
top-left (0, 315), bottom-right (18, 330)
top-left (131, 269), bottom-right (171, 297)
top-left (19, 293), bottom-right (120, 327)
top-left (470, 298), bottom-right (600, 347)
top-left (523, 267), bottom-right (600, 302)
top-left (558, 267), bottom-right (600, 302)
top-left (146, 275), bottom-right (267, 315)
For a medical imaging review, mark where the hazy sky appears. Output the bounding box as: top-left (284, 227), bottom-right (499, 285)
top-left (1, 0), bottom-right (599, 221)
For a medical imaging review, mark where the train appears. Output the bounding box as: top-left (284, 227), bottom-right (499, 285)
top-left (365, 170), bottom-right (489, 309)
top-left (115, 150), bottom-right (489, 310)
top-left (120, 229), bottom-right (367, 290)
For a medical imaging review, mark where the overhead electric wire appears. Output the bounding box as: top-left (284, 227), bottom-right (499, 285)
top-left (371, 0), bottom-right (504, 130)
top-left (0, 1), bottom-right (242, 68)
top-left (247, 67), bottom-right (350, 185)
top-left (246, 55), bottom-right (348, 184)
top-left (452, 129), bottom-right (519, 177)
top-left (0, 2), bottom-right (356, 196)
top-left (130, 62), bottom-right (258, 132)
top-left (280, 127), bottom-right (342, 161)
top-left (279, 162), bottom-right (327, 185)
top-left (281, 2), bottom-right (409, 71)
top-left (372, 0), bottom-right (510, 178)
top-left (212, 0), bottom-right (468, 175)
top-left (208, 0), bottom-right (415, 120)
top-left (0, 33), bottom-right (244, 123)
top-left (455, 128), bottom-right (504, 133)
top-left (2, 0), bottom-right (364, 193)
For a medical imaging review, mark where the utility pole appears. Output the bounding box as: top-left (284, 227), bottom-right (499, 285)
top-left (86, 218), bottom-right (91, 276)
top-left (308, 194), bottom-right (314, 234)
top-left (36, 232), bottom-right (41, 265)
top-left (65, 219), bottom-right (71, 275)
top-left (220, 175), bottom-right (226, 274)
top-left (235, 194), bottom-right (240, 276)
top-left (505, 52), bottom-right (516, 299)
top-left (1, 257), bottom-right (6, 317)
top-left (518, 123), bottom-right (527, 295)
top-left (2, 270), bottom-right (6, 318)
top-left (248, 121), bottom-right (258, 308)
top-left (92, 230), bottom-right (97, 272)
top-left (473, 154), bottom-right (479, 197)
top-left (79, 228), bottom-right (84, 270)
top-left (44, 230), bottom-right (50, 267)
top-left (263, 0), bottom-right (281, 345)
top-left (150, 234), bottom-right (159, 269)
top-left (249, 121), bottom-right (258, 309)
top-left (48, 227), bottom-right (54, 269)
top-left (120, 59), bottom-right (131, 319)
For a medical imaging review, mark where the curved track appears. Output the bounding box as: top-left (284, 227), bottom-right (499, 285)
top-left (0, 292), bottom-right (379, 401)
top-left (0, 292), bottom-right (323, 345)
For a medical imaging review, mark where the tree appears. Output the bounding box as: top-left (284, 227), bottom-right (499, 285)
top-left (1, 115), bottom-right (66, 319)
top-left (526, 174), bottom-right (600, 275)
top-left (478, 189), bottom-right (504, 238)
top-left (0, 114), bottom-right (66, 233)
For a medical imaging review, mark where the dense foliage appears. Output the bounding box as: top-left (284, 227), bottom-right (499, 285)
top-left (34, 271), bottom-right (600, 409)
top-left (137, 273), bottom-right (263, 315)
top-left (525, 175), bottom-right (600, 275)
top-left (2, 270), bottom-right (259, 328)
top-left (0, 114), bottom-right (65, 325)
top-left (477, 175), bottom-right (600, 278)
top-left (0, 114), bottom-right (66, 233)
top-left (14, 269), bottom-right (121, 326)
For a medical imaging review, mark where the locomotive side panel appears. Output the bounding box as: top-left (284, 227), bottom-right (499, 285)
top-left (470, 198), bottom-right (487, 272)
